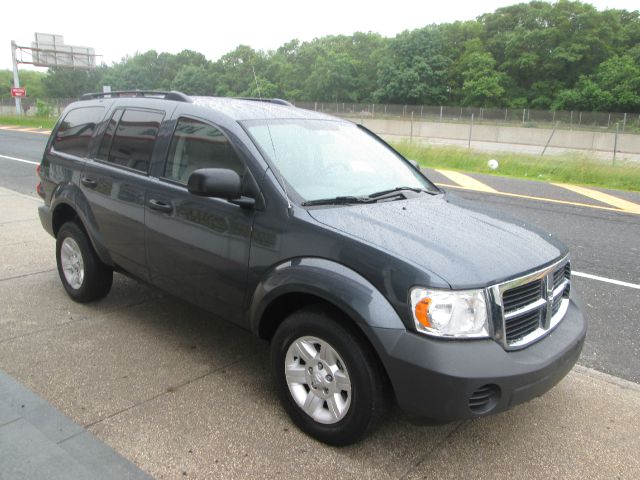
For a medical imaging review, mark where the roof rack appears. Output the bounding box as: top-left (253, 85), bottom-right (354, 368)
top-left (80, 90), bottom-right (192, 103)
top-left (235, 97), bottom-right (294, 107)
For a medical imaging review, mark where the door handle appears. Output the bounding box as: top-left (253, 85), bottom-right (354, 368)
top-left (148, 198), bottom-right (173, 213)
top-left (80, 177), bottom-right (98, 188)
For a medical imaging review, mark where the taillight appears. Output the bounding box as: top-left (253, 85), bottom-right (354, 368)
top-left (36, 165), bottom-right (41, 177)
top-left (36, 182), bottom-right (45, 198)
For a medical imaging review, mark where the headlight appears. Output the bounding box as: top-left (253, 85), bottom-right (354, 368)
top-left (409, 287), bottom-right (489, 338)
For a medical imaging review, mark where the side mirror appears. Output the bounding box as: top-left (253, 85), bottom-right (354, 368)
top-left (187, 168), bottom-right (255, 208)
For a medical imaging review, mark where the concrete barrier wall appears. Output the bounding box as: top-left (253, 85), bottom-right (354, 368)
top-left (361, 118), bottom-right (640, 155)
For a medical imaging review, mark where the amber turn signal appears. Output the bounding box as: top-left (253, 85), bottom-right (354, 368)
top-left (414, 297), bottom-right (432, 328)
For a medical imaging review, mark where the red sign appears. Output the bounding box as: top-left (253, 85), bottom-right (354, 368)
top-left (11, 87), bottom-right (26, 97)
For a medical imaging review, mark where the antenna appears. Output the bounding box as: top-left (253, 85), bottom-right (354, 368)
top-left (251, 65), bottom-right (292, 211)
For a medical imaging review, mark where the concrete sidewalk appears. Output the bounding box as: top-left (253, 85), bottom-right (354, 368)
top-left (1, 185), bottom-right (639, 479)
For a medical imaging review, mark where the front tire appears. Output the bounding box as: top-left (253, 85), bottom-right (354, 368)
top-left (271, 306), bottom-right (389, 446)
top-left (56, 221), bottom-right (113, 302)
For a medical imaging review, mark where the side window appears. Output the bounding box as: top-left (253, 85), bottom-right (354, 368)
top-left (163, 117), bottom-right (244, 184)
top-left (52, 106), bottom-right (104, 157)
top-left (96, 109), bottom-right (123, 161)
top-left (103, 109), bottom-right (164, 173)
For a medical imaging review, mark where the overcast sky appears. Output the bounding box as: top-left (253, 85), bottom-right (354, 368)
top-left (2, 0), bottom-right (638, 71)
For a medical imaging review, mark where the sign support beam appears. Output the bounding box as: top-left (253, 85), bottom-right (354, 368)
top-left (11, 40), bottom-right (21, 115)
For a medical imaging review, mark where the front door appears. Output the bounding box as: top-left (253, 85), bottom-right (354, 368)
top-left (144, 116), bottom-right (255, 324)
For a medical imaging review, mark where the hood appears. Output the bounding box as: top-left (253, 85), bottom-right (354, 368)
top-left (307, 193), bottom-right (567, 289)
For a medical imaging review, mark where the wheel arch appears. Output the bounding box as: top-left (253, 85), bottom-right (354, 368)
top-left (249, 257), bottom-right (409, 398)
top-left (50, 183), bottom-right (113, 267)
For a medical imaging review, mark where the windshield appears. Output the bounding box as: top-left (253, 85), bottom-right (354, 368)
top-left (243, 119), bottom-right (437, 202)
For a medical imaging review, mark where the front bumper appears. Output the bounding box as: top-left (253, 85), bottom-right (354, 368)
top-left (374, 299), bottom-right (586, 421)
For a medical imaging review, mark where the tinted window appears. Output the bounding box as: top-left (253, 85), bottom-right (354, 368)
top-left (52, 107), bottom-right (104, 157)
top-left (96, 109), bottom-right (123, 161)
top-left (107, 109), bottom-right (164, 173)
top-left (164, 117), bottom-right (244, 184)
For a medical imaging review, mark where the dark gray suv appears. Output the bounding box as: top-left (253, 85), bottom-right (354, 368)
top-left (37, 91), bottom-right (586, 446)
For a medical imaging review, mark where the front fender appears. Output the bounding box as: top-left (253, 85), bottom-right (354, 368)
top-left (50, 182), bottom-right (114, 266)
top-left (249, 257), bottom-right (409, 357)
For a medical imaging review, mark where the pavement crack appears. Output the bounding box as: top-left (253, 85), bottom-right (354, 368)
top-left (0, 297), bottom-right (163, 345)
top-left (84, 352), bottom-right (261, 430)
top-left (0, 268), bottom-right (56, 283)
top-left (398, 420), bottom-right (468, 480)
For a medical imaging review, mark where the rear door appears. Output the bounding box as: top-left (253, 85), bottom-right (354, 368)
top-left (81, 106), bottom-right (166, 280)
top-left (144, 116), bottom-right (255, 324)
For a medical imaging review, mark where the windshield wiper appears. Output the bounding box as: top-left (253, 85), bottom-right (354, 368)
top-left (302, 196), bottom-right (372, 207)
top-left (367, 186), bottom-right (432, 199)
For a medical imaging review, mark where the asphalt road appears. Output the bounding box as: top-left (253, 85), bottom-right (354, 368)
top-left (1, 128), bottom-right (638, 383)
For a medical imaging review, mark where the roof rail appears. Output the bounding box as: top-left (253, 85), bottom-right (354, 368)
top-left (80, 90), bottom-right (192, 103)
top-left (235, 97), bottom-right (294, 107)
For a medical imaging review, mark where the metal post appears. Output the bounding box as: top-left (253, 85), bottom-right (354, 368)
top-left (607, 113), bottom-right (611, 128)
top-left (440, 105), bottom-right (443, 121)
top-left (578, 111), bottom-right (582, 126)
top-left (384, 104), bottom-right (387, 115)
top-left (613, 123), bottom-right (619, 166)
top-left (541, 122), bottom-right (558, 157)
top-left (11, 40), bottom-right (21, 115)
top-left (522, 108), bottom-right (526, 124)
top-left (552, 110), bottom-right (556, 123)
top-left (420, 105), bottom-right (423, 117)
top-left (570, 111), bottom-right (573, 128)
top-left (505, 108), bottom-right (508, 121)
top-left (372, 104), bottom-right (375, 116)
top-left (622, 113), bottom-right (627, 133)
top-left (403, 105), bottom-right (407, 117)
top-left (410, 112), bottom-right (414, 143)
top-left (468, 113), bottom-right (474, 149)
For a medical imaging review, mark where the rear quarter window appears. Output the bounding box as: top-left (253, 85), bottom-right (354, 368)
top-left (52, 106), bottom-right (104, 157)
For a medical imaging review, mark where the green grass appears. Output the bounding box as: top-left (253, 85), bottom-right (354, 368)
top-left (394, 141), bottom-right (640, 193)
top-left (0, 115), bottom-right (56, 129)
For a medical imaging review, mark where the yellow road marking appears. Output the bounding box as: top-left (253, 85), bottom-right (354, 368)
top-left (436, 183), bottom-right (640, 216)
top-left (0, 126), bottom-right (51, 134)
top-left (435, 169), bottom-right (498, 193)
top-left (552, 183), bottom-right (640, 214)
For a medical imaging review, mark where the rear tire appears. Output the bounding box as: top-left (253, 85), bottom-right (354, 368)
top-left (271, 305), bottom-right (389, 446)
top-left (56, 221), bottom-right (113, 302)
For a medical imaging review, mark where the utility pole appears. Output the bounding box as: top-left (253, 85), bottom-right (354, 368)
top-left (11, 41), bottom-right (21, 115)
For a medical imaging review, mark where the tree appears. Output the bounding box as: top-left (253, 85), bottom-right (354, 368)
top-left (553, 49), bottom-right (640, 111)
top-left (375, 26), bottom-right (452, 104)
top-left (42, 67), bottom-right (105, 98)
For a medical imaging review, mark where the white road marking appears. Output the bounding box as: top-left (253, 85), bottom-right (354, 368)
top-left (573, 271), bottom-right (640, 290)
top-left (0, 154), bottom-right (39, 165)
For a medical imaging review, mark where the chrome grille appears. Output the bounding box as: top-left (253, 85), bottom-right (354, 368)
top-left (491, 257), bottom-right (571, 350)
top-left (505, 309), bottom-right (541, 343)
top-left (502, 280), bottom-right (543, 312)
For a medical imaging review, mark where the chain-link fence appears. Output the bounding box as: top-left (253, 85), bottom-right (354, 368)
top-left (2, 97), bottom-right (638, 134)
top-left (294, 102), bottom-right (640, 134)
